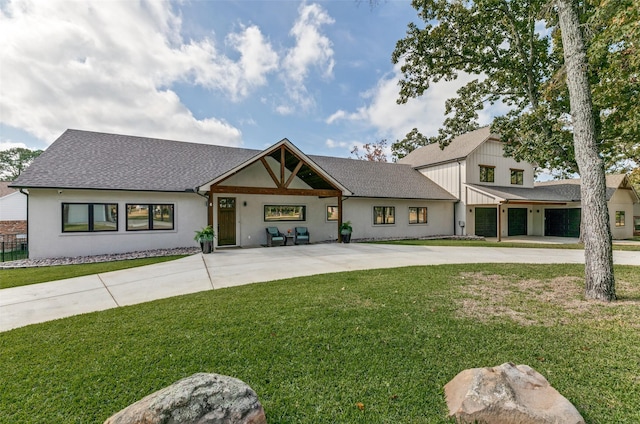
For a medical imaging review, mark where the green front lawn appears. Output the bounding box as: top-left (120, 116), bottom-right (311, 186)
top-left (375, 238), bottom-right (640, 251)
top-left (0, 255), bottom-right (188, 289)
top-left (1, 264), bottom-right (639, 423)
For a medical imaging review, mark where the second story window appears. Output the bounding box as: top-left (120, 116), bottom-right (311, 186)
top-left (510, 169), bottom-right (524, 185)
top-left (479, 165), bottom-right (495, 183)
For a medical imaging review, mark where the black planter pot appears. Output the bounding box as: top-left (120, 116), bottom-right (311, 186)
top-left (341, 232), bottom-right (351, 243)
top-left (200, 240), bottom-right (213, 253)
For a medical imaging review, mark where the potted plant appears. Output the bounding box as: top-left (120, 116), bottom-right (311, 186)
top-left (194, 225), bottom-right (215, 253)
top-left (340, 221), bottom-right (353, 243)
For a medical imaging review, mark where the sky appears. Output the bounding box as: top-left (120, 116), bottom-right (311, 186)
top-left (0, 0), bottom-right (499, 159)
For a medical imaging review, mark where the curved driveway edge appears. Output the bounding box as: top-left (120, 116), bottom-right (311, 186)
top-left (2, 243), bottom-right (638, 332)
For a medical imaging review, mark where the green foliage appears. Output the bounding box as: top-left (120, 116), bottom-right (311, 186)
top-left (194, 225), bottom-right (215, 242)
top-left (0, 147), bottom-right (43, 181)
top-left (340, 220), bottom-right (353, 233)
top-left (392, 0), bottom-right (639, 172)
top-left (1, 264), bottom-right (639, 422)
top-left (391, 128), bottom-right (430, 160)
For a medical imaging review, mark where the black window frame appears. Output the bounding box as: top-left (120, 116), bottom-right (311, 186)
top-left (479, 165), bottom-right (495, 183)
top-left (409, 206), bottom-right (428, 224)
top-left (62, 203), bottom-right (119, 233)
top-left (510, 169), bottom-right (524, 185)
top-left (263, 205), bottom-right (306, 222)
top-left (615, 211), bottom-right (625, 227)
top-left (373, 206), bottom-right (395, 225)
top-left (126, 203), bottom-right (175, 231)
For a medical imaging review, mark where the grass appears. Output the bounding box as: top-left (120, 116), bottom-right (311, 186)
top-left (1, 263), bottom-right (639, 423)
top-left (0, 255), bottom-right (188, 289)
top-left (374, 238), bottom-right (640, 251)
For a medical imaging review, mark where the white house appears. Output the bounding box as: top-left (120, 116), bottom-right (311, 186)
top-left (399, 127), bottom-right (640, 240)
top-left (11, 130), bottom-right (456, 259)
top-left (0, 181), bottom-right (27, 235)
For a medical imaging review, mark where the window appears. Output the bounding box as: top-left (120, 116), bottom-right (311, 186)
top-left (264, 205), bottom-right (306, 222)
top-left (62, 203), bottom-right (118, 232)
top-left (479, 165), bottom-right (495, 182)
top-left (615, 211), bottom-right (625, 227)
top-left (126, 204), bottom-right (174, 231)
top-left (409, 207), bottom-right (428, 224)
top-left (373, 206), bottom-right (395, 225)
top-left (510, 169), bottom-right (524, 185)
top-left (326, 205), bottom-right (338, 222)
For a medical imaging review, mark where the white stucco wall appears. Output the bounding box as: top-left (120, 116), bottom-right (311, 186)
top-left (342, 198), bottom-right (454, 240)
top-left (608, 188), bottom-right (637, 239)
top-left (27, 189), bottom-right (207, 259)
top-left (0, 191), bottom-right (27, 220)
top-left (212, 194), bottom-right (455, 247)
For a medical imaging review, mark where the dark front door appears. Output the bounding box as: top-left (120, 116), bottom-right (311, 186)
top-left (545, 208), bottom-right (581, 237)
top-left (217, 197), bottom-right (236, 246)
top-left (475, 207), bottom-right (497, 237)
top-left (508, 208), bottom-right (528, 236)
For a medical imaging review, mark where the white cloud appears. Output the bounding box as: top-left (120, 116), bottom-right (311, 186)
top-left (325, 138), bottom-right (350, 149)
top-left (280, 3), bottom-right (335, 112)
top-left (329, 63), bottom-right (501, 142)
top-left (0, 0), bottom-right (282, 146)
top-left (0, 140), bottom-right (29, 151)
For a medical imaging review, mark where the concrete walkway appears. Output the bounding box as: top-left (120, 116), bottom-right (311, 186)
top-left (2, 243), bottom-right (639, 332)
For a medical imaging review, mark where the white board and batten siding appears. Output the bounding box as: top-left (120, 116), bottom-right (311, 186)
top-left (466, 140), bottom-right (535, 188)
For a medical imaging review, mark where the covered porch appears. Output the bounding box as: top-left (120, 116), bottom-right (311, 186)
top-left (197, 139), bottom-right (351, 248)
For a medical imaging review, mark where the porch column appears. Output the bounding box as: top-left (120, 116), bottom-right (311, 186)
top-left (337, 194), bottom-right (343, 243)
top-left (497, 203), bottom-right (502, 242)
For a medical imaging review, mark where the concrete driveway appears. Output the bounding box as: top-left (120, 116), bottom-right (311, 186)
top-left (2, 243), bottom-right (639, 332)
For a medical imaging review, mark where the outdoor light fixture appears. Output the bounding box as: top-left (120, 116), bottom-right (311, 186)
top-left (243, 201), bottom-right (247, 207)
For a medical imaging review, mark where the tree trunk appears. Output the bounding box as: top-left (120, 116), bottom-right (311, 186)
top-left (555, 0), bottom-right (615, 301)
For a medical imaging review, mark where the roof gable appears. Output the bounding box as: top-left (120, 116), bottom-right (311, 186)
top-left (398, 126), bottom-right (499, 168)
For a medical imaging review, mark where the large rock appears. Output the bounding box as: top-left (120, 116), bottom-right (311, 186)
top-left (444, 362), bottom-right (584, 424)
top-left (104, 373), bottom-right (267, 424)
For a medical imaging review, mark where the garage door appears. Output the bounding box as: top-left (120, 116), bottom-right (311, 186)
top-left (475, 207), bottom-right (497, 237)
top-left (508, 208), bottom-right (528, 236)
top-left (545, 208), bottom-right (581, 237)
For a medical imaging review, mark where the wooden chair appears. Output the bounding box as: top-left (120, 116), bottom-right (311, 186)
top-left (266, 227), bottom-right (285, 247)
top-left (294, 227), bottom-right (310, 244)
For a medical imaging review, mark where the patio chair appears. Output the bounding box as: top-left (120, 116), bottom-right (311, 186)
top-left (294, 227), bottom-right (310, 244)
top-left (266, 227), bottom-right (285, 247)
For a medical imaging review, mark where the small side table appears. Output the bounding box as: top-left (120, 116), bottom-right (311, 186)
top-left (285, 234), bottom-right (295, 245)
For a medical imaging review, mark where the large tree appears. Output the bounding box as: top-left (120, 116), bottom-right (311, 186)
top-left (0, 147), bottom-right (43, 181)
top-left (392, 0), bottom-right (617, 300)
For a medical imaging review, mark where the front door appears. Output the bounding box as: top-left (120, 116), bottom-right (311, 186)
top-left (508, 208), bottom-right (528, 236)
top-left (217, 197), bottom-right (236, 246)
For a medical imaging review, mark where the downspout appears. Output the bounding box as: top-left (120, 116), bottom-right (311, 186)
top-left (457, 161), bottom-right (462, 235)
top-left (19, 189), bottom-right (29, 258)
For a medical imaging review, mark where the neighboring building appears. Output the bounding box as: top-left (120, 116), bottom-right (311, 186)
top-left (0, 181), bottom-right (27, 235)
top-left (11, 130), bottom-right (456, 259)
top-left (399, 127), bottom-right (640, 240)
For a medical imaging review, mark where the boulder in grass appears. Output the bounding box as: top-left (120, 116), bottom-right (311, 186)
top-left (444, 362), bottom-right (585, 424)
top-left (104, 372), bottom-right (267, 424)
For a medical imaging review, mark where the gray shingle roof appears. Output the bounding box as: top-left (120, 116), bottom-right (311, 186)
top-left (12, 130), bottom-right (260, 192)
top-left (0, 181), bottom-right (19, 198)
top-left (310, 155), bottom-right (457, 200)
top-left (398, 126), bottom-right (499, 168)
top-left (12, 130), bottom-right (456, 201)
top-left (468, 175), bottom-right (624, 202)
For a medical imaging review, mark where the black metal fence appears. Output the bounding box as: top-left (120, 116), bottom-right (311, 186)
top-left (0, 234), bottom-right (28, 262)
